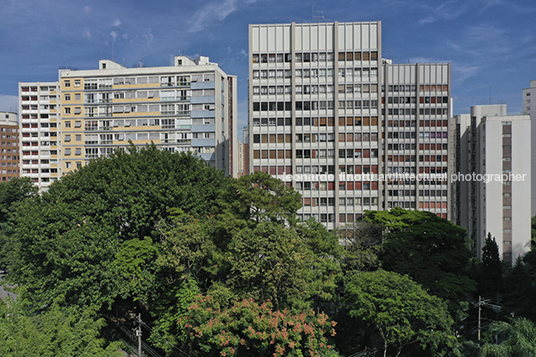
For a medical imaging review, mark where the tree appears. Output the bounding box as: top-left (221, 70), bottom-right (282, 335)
top-left (366, 208), bottom-right (476, 305)
top-left (0, 296), bottom-right (123, 356)
top-left (344, 270), bottom-right (456, 357)
top-left (221, 171), bottom-right (302, 227)
top-left (338, 220), bottom-right (383, 273)
top-left (177, 295), bottom-right (338, 357)
top-left (478, 233), bottom-right (504, 300)
top-left (480, 318), bottom-right (536, 357)
top-left (225, 221), bottom-right (312, 310)
top-left (4, 145), bottom-right (228, 312)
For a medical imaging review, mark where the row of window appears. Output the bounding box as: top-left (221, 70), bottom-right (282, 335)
top-left (252, 67), bottom-right (378, 79)
top-left (63, 75), bottom-right (202, 89)
top-left (386, 108), bottom-right (449, 116)
top-left (253, 52), bottom-right (377, 64)
top-left (387, 120), bottom-right (449, 128)
top-left (252, 100), bottom-right (379, 112)
top-left (252, 52), bottom-right (336, 64)
top-left (64, 103), bottom-right (194, 116)
top-left (384, 85), bottom-right (449, 93)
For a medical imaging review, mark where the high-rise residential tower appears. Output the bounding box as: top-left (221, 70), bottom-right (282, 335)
top-left (19, 56), bottom-right (238, 189)
top-left (58, 56), bottom-right (237, 177)
top-left (522, 80), bottom-right (536, 215)
top-left (454, 105), bottom-right (531, 264)
top-left (18, 82), bottom-right (60, 189)
top-left (248, 21), bottom-right (452, 229)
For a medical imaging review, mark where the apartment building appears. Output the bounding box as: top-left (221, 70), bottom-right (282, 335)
top-left (454, 105), bottom-right (531, 264)
top-left (248, 21), bottom-right (452, 229)
top-left (18, 83), bottom-right (60, 189)
top-left (57, 56), bottom-right (237, 177)
top-left (522, 80), bottom-right (536, 215)
top-left (0, 112), bottom-right (19, 182)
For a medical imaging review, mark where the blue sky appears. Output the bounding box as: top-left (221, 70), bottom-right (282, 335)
top-left (1, 0), bottom-right (535, 134)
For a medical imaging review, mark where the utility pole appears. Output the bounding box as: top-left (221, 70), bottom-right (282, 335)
top-left (137, 313), bottom-right (142, 356)
top-left (477, 295), bottom-right (481, 341)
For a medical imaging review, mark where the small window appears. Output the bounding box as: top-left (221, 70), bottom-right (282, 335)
top-left (65, 121), bottom-right (71, 128)
top-left (64, 80), bottom-right (70, 87)
top-left (65, 148), bottom-right (71, 155)
top-left (75, 148), bottom-right (82, 155)
top-left (65, 135), bottom-right (71, 142)
top-left (74, 80), bottom-right (81, 87)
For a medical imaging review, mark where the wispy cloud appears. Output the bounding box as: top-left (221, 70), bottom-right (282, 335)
top-left (418, 0), bottom-right (468, 25)
top-left (143, 29), bottom-right (154, 44)
top-left (188, 0), bottom-right (257, 33)
top-left (452, 63), bottom-right (481, 82)
top-left (110, 31), bottom-right (118, 41)
top-left (82, 28), bottom-right (91, 39)
top-left (112, 18), bottom-right (121, 27)
top-left (83, 6), bottom-right (91, 14)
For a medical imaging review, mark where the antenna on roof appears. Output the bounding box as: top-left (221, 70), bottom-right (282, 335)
top-left (312, 5), bottom-right (326, 22)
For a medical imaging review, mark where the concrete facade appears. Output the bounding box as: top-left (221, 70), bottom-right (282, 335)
top-left (0, 112), bottom-right (19, 182)
top-left (248, 21), bottom-right (452, 229)
top-left (20, 57), bottom-right (238, 189)
top-left (455, 105), bottom-right (531, 264)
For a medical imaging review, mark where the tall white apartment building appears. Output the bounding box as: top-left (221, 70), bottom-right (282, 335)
top-left (522, 80), bottom-right (536, 215)
top-left (20, 56), bottom-right (238, 190)
top-left (248, 21), bottom-right (452, 229)
top-left (454, 105), bottom-right (531, 264)
top-left (18, 82), bottom-right (61, 189)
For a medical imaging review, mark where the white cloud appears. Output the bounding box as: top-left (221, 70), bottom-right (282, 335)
top-left (122, 33), bottom-right (129, 40)
top-left (453, 63), bottom-right (481, 82)
top-left (83, 6), bottom-right (91, 14)
top-left (110, 31), bottom-right (118, 41)
top-left (239, 49), bottom-right (248, 57)
top-left (418, 0), bottom-right (467, 25)
top-left (418, 16), bottom-right (436, 25)
top-left (143, 30), bottom-right (154, 43)
top-left (112, 18), bottom-right (121, 27)
top-left (82, 29), bottom-right (91, 39)
top-left (188, 0), bottom-right (257, 33)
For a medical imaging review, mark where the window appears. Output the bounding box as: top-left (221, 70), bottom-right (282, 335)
top-left (75, 134), bottom-right (81, 141)
top-left (65, 148), bottom-right (71, 155)
top-left (65, 135), bottom-right (71, 142)
top-left (64, 107), bottom-right (71, 114)
top-left (75, 148), bottom-right (82, 155)
top-left (64, 80), bottom-right (70, 87)
top-left (64, 94), bottom-right (71, 101)
top-left (75, 93), bottom-right (81, 101)
top-left (74, 80), bottom-right (81, 87)
top-left (65, 121), bottom-right (71, 128)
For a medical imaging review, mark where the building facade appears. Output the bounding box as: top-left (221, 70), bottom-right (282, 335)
top-left (18, 83), bottom-right (60, 189)
top-left (522, 80), bottom-right (536, 215)
top-left (58, 56), bottom-right (237, 177)
top-left (454, 105), bottom-right (531, 264)
top-left (20, 56), bottom-right (238, 189)
top-left (248, 21), bottom-right (452, 229)
top-left (0, 112), bottom-right (19, 182)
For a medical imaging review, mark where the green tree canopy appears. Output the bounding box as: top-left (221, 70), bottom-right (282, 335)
top-left (344, 270), bottom-right (455, 357)
top-left (480, 318), bottom-right (536, 357)
top-left (0, 296), bottom-right (122, 356)
top-left (366, 208), bottom-right (476, 305)
top-left (3, 145), bottom-right (228, 311)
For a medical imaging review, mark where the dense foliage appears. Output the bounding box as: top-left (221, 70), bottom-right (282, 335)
top-left (0, 146), bottom-right (535, 356)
